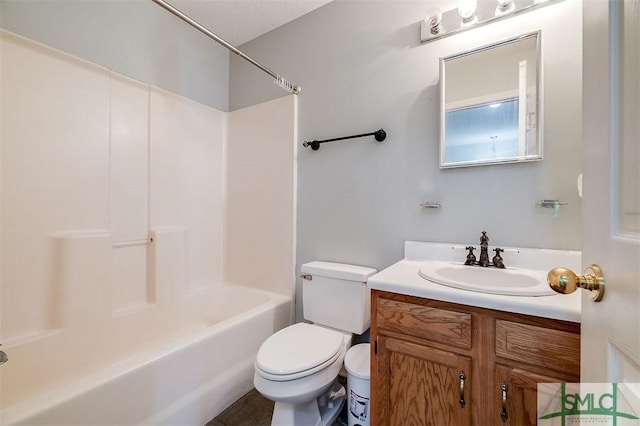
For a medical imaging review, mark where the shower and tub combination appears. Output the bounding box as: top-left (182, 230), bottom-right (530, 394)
top-left (3, 279), bottom-right (291, 425)
top-left (0, 23), bottom-right (297, 425)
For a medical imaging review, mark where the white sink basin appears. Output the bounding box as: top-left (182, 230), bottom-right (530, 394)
top-left (418, 261), bottom-right (555, 296)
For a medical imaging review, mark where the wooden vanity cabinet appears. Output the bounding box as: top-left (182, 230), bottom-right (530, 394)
top-left (370, 290), bottom-right (580, 426)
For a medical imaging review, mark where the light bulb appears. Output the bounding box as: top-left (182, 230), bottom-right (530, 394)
top-left (458, 0), bottom-right (478, 24)
top-left (495, 0), bottom-right (515, 16)
top-left (425, 7), bottom-right (443, 35)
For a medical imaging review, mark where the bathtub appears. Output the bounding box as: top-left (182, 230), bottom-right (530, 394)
top-left (1, 29), bottom-right (296, 425)
top-left (1, 283), bottom-right (291, 425)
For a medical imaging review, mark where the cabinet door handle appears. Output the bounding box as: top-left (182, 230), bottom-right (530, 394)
top-left (459, 372), bottom-right (466, 408)
top-left (500, 382), bottom-right (509, 422)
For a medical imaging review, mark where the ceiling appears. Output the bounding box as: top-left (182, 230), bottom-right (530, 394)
top-left (165, 0), bottom-right (334, 46)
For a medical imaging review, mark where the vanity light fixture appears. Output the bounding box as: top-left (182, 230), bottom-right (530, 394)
top-left (420, 0), bottom-right (564, 43)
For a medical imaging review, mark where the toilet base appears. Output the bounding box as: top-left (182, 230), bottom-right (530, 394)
top-left (271, 380), bottom-right (346, 426)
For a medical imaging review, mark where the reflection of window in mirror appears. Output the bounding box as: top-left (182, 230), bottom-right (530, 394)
top-left (440, 32), bottom-right (541, 168)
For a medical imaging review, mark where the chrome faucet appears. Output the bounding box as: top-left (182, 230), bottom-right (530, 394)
top-left (464, 232), bottom-right (506, 268)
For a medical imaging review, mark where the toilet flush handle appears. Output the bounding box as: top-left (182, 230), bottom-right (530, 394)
top-left (300, 274), bottom-right (312, 280)
top-left (0, 344), bottom-right (8, 366)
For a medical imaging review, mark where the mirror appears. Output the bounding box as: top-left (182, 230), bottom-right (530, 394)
top-left (440, 32), bottom-right (542, 168)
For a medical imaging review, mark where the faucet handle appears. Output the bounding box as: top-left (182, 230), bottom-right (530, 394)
top-left (464, 246), bottom-right (477, 265)
top-left (493, 248), bottom-right (505, 268)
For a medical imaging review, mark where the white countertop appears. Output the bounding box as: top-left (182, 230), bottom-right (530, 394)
top-left (367, 241), bottom-right (582, 323)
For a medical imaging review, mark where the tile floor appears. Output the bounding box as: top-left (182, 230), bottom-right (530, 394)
top-left (205, 387), bottom-right (349, 426)
top-left (205, 389), bottom-right (273, 426)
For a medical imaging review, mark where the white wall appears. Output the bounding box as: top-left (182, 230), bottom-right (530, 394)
top-left (225, 96), bottom-right (298, 297)
top-left (229, 0), bottom-right (583, 321)
top-left (0, 0), bottom-right (230, 111)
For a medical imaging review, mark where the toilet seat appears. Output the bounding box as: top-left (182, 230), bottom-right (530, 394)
top-left (255, 323), bottom-right (346, 382)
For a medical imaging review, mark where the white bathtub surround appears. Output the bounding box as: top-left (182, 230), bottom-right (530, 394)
top-left (0, 30), bottom-right (297, 425)
top-left (110, 73), bottom-right (150, 243)
top-left (226, 96), bottom-right (298, 298)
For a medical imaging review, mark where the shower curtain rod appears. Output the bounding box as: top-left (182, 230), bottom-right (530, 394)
top-left (151, 0), bottom-right (301, 95)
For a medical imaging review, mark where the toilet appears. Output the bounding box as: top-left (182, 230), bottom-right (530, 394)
top-left (254, 261), bottom-right (377, 426)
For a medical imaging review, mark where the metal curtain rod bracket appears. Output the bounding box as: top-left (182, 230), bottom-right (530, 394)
top-left (151, 0), bottom-right (301, 95)
top-left (303, 129), bottom-right (387, 151)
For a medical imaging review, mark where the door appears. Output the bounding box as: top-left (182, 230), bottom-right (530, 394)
top-left (375, 336), bottom-right (472, 426)
top-left (581, 0), bottom-right (640, 389)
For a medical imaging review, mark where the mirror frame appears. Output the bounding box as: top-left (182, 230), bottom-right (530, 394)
top-left (439, 31), bottom-right (543, 168)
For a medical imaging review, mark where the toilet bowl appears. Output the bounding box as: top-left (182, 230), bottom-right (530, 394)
top-left (254, 323), bottom-right (352, 425)
top-left (255, 323), bottom-right (351, 402)
top-left (253, 261), bottom-right (377, 426)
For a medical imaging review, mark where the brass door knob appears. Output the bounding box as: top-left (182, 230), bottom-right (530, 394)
top-left (547, 264), bottom-right (605, 302)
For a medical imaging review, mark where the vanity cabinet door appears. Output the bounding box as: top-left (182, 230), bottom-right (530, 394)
top-left (373, 335), bottom-right (472, 426)
top-left (494, 365), bottom-right (574, 426)
top-left (493, 318), bottom-right (580, 425)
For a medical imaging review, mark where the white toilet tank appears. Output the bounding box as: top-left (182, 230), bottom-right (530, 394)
top-left (301, 261), bottom-right (377, 335)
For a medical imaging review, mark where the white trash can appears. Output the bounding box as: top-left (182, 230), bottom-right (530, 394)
top-left (344, 343), bottom-right (370, 426)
